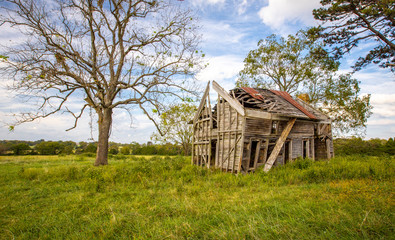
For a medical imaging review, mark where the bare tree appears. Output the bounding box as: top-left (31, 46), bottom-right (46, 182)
top-left (0, 0), bottom-right (203, 165)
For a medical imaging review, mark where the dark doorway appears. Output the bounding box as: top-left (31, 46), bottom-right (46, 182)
top-left (284, 141), bottom-right (290, 164)
top-left (211, 140), bottom-right (217, 166)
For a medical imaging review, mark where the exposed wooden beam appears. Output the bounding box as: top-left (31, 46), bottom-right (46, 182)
top-left (207, 86), bottom-right (212, 169)
top-left (212, 81), bottom-right (245, 116)
top-left (264, 118), bottom-right (296, 172)
top-left (245, 109), bottom-right (287, 120)
top-left (193, 82), bottom-right (211, 124)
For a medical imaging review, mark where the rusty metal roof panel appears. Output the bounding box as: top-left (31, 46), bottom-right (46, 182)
top-left (241, 87), bottom-right (265, 101)
top-left (269, 90), bottom-right (317, 120)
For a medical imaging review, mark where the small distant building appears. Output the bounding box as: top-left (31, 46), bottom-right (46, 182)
top-left (191, 81), bottom-right (333, 173)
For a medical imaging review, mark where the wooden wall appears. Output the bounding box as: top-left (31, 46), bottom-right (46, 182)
top-left (192, 92), bottom-right (212, 167)
top-left (215, 98), bottom-right (244, 172)
top-left (193, 93), bottom-right (334, 172)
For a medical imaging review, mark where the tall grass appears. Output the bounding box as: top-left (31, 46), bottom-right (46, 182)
top-left (0, 155), bottom-right (393, 239)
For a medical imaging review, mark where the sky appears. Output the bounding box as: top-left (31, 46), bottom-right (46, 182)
top-left (0, 0), bottom-right (394, 143)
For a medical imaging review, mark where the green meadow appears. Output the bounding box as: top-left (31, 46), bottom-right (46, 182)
top-left (0, 155), bottom-right (393, 239)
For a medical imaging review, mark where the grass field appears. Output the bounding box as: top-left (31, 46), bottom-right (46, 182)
top-left (0, 154), bottom-right (393, 239)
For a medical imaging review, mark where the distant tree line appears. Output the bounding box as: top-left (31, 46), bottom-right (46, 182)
top-left (334, 137), bottom-right (395, 156)
top-left (0, 140), bottom-right (185, 156)
top-left (2, 138), bottom-right (394, 157)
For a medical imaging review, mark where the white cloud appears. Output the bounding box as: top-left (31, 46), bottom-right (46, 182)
top-left (202, 20), bottom-right (247, 46)
top-left (238, 0), bottom-right (249, 15)
top-left (367, 118), bottom-right (395, 126)
top-left (258, 0), bottom-right (321, 33)
top-left (196, 55), bottom-right (244, 83)
top-left (370, 93), bottom-right (395, 105)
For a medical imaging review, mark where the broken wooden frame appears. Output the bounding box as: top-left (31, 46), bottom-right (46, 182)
top-left (192, 81), bottom-right (334, 173)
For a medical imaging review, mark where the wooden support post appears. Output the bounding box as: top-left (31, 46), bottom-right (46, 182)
top-left (306, 139), bottom-right (310, 158)
top-left (208, 91), bottom-right (212, 168)
top-left (226, 105), bottom-right (232, 171)
top-left (192, 123), bottom-right (195, 165)
top-left (231, 112), bottom-right (238, 173)
top-left (253, 140), bottom-right (261, 171)
top-left (326, 138), bottom-right (331, 159)
top-left (311, 138), bottom-right (315, 161)
top-left (216, 94), bottom-right (220, 167)
top-left (221, 100), bottom-right (225, 170)
top-left (264, 118), bottom-right (296, 172)
top-left (263, 139), bottom-right (269, 164)
top-left (237, 117), bottom-right (246, 173)
top-left (212, 81), bottom-right (245, 116)
top-left (245, 138), bottom-right (252, 172)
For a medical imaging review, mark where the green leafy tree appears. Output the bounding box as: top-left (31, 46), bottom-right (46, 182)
top-left (0, 142), bottom-right (9, 155)
top-left (311, 0), bottom-right (395, 71)
top-left (60, 141), bottom-right (77, 155)
top-left (151, 103), bottom-right (196, 155)
top-left (120, 146), bottom-right (131, 155)
top-left (237, 31), bottom-right (372, 135)
top-left (384, 137), bottom-right (395, 155)
top-left (109, 146), bottom-right (119, 155)
top-left (35, 141), bottom-right (64, 155)
top-left (11, 143), bottom-right (31, 155)
top-left (237, 31), bottom-right (339, 94)
top-left (85, 143), bottom-right (98, 154)
top-left (0, 0), bottom-right (202, 166)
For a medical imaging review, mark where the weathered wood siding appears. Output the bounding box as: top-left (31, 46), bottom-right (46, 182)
top-left (193, 84), bottom-right (334, 173)
top-left (289, 121), bottom-right (314, 136)
top-left (216, 99), bottom-right (244, 172)
top-left (292, 138), bottom-right (303, 159)
top-left (244, 118), bottom-right (271, 136)
top-left (192, 86), bottom-right (212, 167)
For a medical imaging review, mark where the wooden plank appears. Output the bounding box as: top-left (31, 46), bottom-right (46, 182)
top-left (226, 105), bottom-right (232, 171)
top-left (252, 140), bottom-right (261, 170)
top-left (306, 139), bottom-right (310, 158)
top-left (191, 122), bottom-right (195, 165)
top-left (326, 138), bottom-right (331, 159)
top-left (221, 135), bottom-right (242, 167)
top-left (208, 86), bottom-right (212, 168)
top-left (237, 117), bottom-right (246, 173)
top-left (245, 138), bottom-right (252, 172)
top-left (215, 94), bottom-right (221, 167)
top-left (245, 109), bottom-right (287, 120)
top-left (193, 141), bottom-right (210, 144)
top-left (217, 129), bottom-right (243, 133)
top-left (232, 111), bottom-right (239, 173)
top-left (263, 139), bottom-right (269, 164)
top-left (212, 81), bottom-right (245, 116)
top-left (193, 82), bottom-right (210, 124)
top-left (311, 138), bottom-right (315, 161)
top-left (221, 99), bottom-right (225, 170)
top-left (245, 118), bottom-right (271, 135)
top-left (264, 118), bottom-right (296, 172)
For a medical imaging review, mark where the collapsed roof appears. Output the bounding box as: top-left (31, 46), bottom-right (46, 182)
top-left (229, 87), bottom-right (330, 121)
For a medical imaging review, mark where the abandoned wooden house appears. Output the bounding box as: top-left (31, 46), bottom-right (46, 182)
top-left (191, 81), bottom-right (334, 173)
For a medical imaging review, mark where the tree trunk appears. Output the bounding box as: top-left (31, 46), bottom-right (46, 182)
top-left (95, 108), bottom-right (112, 166)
